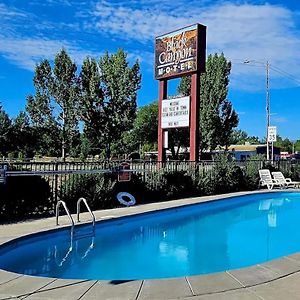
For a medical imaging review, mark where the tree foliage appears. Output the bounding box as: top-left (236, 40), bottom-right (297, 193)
top-left (274, 135), bottom-right (293, 153)
top-left (230, 129), bottom-right (260, 145)
top-left (79, 49), bottom-right (141, 158)
top-left (178, 53), bottom-right (239, 153)
top-left (99, 49), bottom-right (141, 158)
top-left (79, 57), bottom-right (104, 153)
top-left (0, 104), bottom-right (12, 156)
top-left (26, 49), bottom-right (79, 158)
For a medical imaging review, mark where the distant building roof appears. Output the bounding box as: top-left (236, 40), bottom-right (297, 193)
top-left (227, 144), bottom-right (280, 152)
top-left (228, 145), bottom-right (259, 151)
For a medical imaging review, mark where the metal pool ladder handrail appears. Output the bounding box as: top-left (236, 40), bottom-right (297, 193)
top-left (56, 200), bottom-right (75, 228)
top-left (77, 197), bottom-right (95, 230)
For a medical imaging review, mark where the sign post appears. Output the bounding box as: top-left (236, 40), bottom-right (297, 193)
top-left (155, 24), bottom-right (206, 161)
top-left (267, 126), bottom-right (277, 161)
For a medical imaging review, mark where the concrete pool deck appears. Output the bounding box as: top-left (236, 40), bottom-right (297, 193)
top-left (1, 189), bottom-right (300, 299)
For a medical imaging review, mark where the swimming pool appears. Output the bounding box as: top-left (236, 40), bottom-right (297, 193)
top-left (1, 192), bottom-right (300, 280)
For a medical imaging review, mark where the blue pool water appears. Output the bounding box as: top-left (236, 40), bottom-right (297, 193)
top-left (1, 192), bottom-right (300, 280)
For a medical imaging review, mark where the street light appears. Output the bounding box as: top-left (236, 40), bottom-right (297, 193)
top-left (244, 60), bottom-right (271, 160)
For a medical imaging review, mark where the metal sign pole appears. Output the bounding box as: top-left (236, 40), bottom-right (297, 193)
top-left (271, 142), bottom-right (274, 161)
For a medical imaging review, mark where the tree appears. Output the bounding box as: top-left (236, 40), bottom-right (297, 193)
top-left (114, 101), bottom-right (159, 158)
top-left (79, 50), bottom-right (141, 159)
top-left (79, 57), bottom-right (104, 153)
top-left (294, 140), bottom-right (300, 152)
top-left (275, 135), bottom-right (293, 153)
top-left (131, 102), bottom-right (158, 147)
top-left (230, 129), bottom-right (260, 145)
top-left (11, 112), bottom-right (36, 158)
top-left (26, 49), bottom-right (79, 159)
top-left (178, 53), bottom-right (239, 154)
top-left (98, 49), bottom-right (141, 158)
top-left (0, 104), bottom-right (12, 156)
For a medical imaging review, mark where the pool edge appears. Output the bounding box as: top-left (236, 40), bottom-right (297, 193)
top-left (1, 188), bottom-right (300, 299)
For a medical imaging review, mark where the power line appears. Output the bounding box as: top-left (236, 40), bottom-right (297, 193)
top-left (269, 65), bottom-right (300, 86)
top-left (231, 59), bottom-right (300, 86)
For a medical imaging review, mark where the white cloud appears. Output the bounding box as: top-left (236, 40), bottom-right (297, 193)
top-left (89, 1), bottom-right (300, 91)
top-left (0, 37), bottom-right (100, 71)
top-left (0, 3), bottom-right (28, 18)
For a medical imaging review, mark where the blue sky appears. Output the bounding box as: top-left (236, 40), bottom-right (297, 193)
top-left (0, 0), bottom-right (300, 140)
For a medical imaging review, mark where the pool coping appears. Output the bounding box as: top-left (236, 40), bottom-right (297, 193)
top-left (1, 189), bottom-right (300, 299)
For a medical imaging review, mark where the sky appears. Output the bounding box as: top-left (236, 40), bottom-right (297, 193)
top-left (0, 0), bottom-right (300, 140)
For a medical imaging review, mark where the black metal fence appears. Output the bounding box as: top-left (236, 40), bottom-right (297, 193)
top-left (1, 159), bottom-right (299, 207)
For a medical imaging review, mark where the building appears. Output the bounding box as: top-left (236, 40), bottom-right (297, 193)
top-left (227, 144), bottom-right (280, 161)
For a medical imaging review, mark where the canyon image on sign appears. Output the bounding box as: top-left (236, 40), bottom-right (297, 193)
top-left (155, 24), bottom-right (203, 80)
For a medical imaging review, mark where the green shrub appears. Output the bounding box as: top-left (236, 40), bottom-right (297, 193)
top-left (60, 172), bottom-right (148, 211)
top-left (290, 164), bottom-right (300, 180)
top-left (211, 154), bottom-right (244, 194)
top-left (243, 156), bottom-right (264, 190)
top-left (60, 173), bottom-right (117, 211)
top-left (0, 175), bottom-right (51, 222)
top-left (194, 171), bottom-right (215, 195)
top-left (147, 170), bottom-right (195, 200)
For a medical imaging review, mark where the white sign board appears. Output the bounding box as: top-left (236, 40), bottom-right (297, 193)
top-left (268, 126), bottom-right (277, 142)
top-left (161, 96), bottom-right (190, 129)
top-left (163, 131), bottom-right (168, 148)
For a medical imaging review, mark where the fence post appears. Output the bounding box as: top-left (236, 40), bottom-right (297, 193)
top-left (143, 161), bottom-right (146, 182)
top-left (54, 162), bottom-right (59, 203)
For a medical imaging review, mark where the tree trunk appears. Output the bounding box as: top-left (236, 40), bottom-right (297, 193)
top-left (62, 111), bottom-right (66, 161)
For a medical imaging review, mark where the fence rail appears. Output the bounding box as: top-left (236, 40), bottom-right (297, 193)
top-left (1, 159), bottom-right (299, 208)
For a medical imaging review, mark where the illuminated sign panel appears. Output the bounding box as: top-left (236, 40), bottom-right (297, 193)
top-left (161, 96), bottom-right (190, 128)
top-left (155, 24), bottom-right (205, 79)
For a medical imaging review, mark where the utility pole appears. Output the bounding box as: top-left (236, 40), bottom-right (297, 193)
top-left (244, 60), bottom-right (271, 160)
top-left (266, 61), bottom-right (270, 160)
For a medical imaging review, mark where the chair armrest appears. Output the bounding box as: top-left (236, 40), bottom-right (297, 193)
top-left (272, 179), bottom-right (280, 184)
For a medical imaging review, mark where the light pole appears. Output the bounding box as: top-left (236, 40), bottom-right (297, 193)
top-left (244, 60), bottom-right (270, 160)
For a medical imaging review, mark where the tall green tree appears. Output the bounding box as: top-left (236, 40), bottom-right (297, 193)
top-left (99, 49), bottom-right (141, 158)
top-left (26, 49), bottom-right (79, 159)
top-left (178, 53), bottom-right (239, 154)
top-left (79, 57), bottom-right (104, 152)
top-left (79, 50), bottom-right (141, 158)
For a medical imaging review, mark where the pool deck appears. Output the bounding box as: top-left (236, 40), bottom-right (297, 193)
top-left (1, 189), bottom-right (300, 299)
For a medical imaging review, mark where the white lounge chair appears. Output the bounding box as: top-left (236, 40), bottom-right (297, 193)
top-left (272, 172), bottom-right (300, 189)
top-left (259, 169), bottom-right (282, 190)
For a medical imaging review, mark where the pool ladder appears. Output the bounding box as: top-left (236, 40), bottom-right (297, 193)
top-left (55, 199), bottom-right (95, 266)
top-left (56, 198), bottom-right (95, 233)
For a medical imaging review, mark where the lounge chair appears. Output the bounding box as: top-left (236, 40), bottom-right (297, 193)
top-left (271, 171), bottom-right (300, 188)
top-left (259, 169), bottom-right (282, 190)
